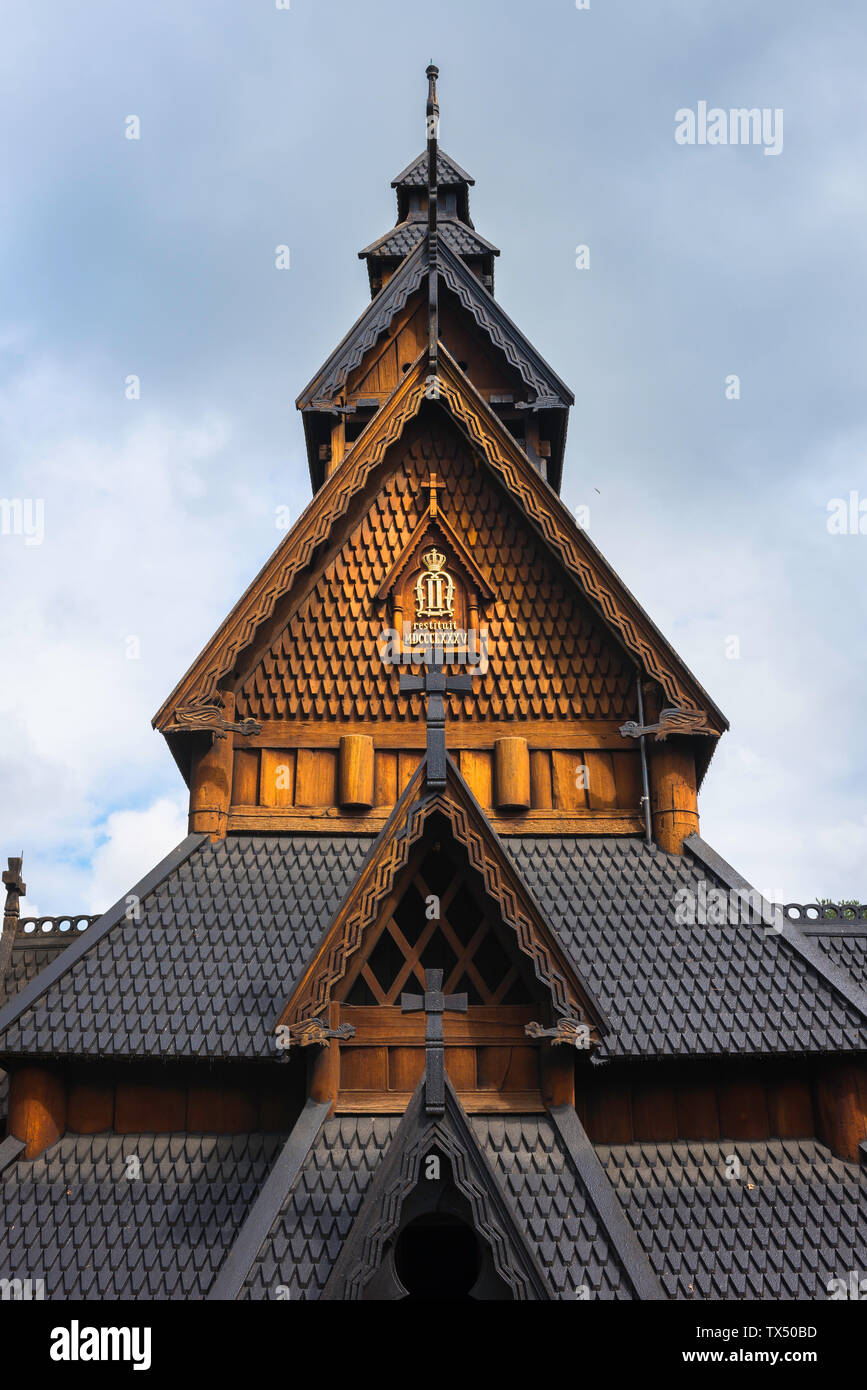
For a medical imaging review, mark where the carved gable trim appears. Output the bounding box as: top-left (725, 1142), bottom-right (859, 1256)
top-left (321, 1075), bottom-right (552, 1301)
top-left (155, 350), bottom-right (726, 734)
top-left (277, 757), bottom-right (605, 1034)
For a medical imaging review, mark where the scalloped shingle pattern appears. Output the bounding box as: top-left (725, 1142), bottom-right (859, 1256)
top-left (808, 933), bottom-right (867, 991)
top-left (363, 220), bottom-right (496, 262)
top-left (507, 837), bottom-right (867, 1058)
top-left (598, 1138), bottom-right (867, 1300)
top-left (472, 1115), bottom-right (631, 1299)
top-left (392, 149), bottom-right (474, 187)
top-left (0, 1132), bottom-right (282, 1299)
top-left (240, 1117), bottom-right (398, 1300)
top-left (236, 423), bottom-right (635, 722)
top-left (0, 835), bottom-right (372, 1059)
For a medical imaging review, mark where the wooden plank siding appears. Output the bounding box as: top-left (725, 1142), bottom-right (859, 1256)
top-left (227, 741), bottom-right (644, 833)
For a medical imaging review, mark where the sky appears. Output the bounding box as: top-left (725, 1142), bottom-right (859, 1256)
top-left (1, 0), bottom-right (866, 914)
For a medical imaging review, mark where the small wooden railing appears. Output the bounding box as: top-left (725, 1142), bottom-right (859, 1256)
top-left (783, 903), bottom-right (867, 929)
top-left (16, 915), bottom-right (98, 941)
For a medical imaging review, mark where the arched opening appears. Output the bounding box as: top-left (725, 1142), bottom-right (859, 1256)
top-left (395, 1213), bottom-right (479, 1300)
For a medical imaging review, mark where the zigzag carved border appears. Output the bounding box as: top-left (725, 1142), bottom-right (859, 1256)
top-left (285, 785), bottom-right (586, 1026)
top-left (436, 364), bottom-right (702, 715)
top-left (155, 366), bottom-right (431, 723)
top-left (298, 243), bottom-right (427, 405)
top-left (337, 1115), bottom-right (543, 1300)
top-left (438, 243), bottom-right (557, 400)
top-left (157, 351), bottom-right (715, 726)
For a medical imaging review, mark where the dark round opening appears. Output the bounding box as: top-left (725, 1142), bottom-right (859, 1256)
top-left (394, 1213), bottom-right (480, 1300)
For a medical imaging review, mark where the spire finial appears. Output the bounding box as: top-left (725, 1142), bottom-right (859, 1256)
top-left (425, 63), bottom-right (440, 379)
top-left (425, 62), bottom-right (439, 134)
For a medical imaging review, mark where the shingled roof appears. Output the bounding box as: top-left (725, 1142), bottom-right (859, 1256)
top-left (391, 148), bottom-right (474, 187)
top-left (798, 917), bottom-right (867, 993)
top-left (1, 825), bottom-right (862, 1071)
top-left (220, 1083), bottom-right (660, 1300)
top-left (598, 1137), bottom-right (867, 1300)
top-left (296, 240), bottom-right (569, 412)
top-left (358, 218), bottom-right (499, 263)
top-left (238, 1114), bottom-right (399, 1300)
top-left (0, 834), bottom-right (372, 1061)
top-left (0, 1131), bottom-right (283, 1299)
top-left (507, 836), bottom-right (867, 1059)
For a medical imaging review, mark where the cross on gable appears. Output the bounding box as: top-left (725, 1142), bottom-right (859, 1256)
top-left (401, 967), bottom-right (468, 1115)
top-left (422, 471), bottom-right (440, 518)
top-left (399, 661), bottom-right (476, 789)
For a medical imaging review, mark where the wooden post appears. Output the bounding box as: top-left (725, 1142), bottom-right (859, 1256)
top-left (309, 1003), bottom-right (340, 1112)
top-left (9, 1065), bottom-right (67, 1158)
top-left (328, 418), bottom-right (345, 476)
top-left (650, 742), bottom-right (699, 853)
top-left (339, 735), bottom-right (375, 810)
top-left (188, 693), bottom-right (235, 839)
top-left (1, 856), bottom-right (25, 985)
top-left (813, 1062), bottom-right (867, 1161)
top-left (493, 737), bottom-right (531, 812)
top-left (540, 1046), bottom-right (575, 1110)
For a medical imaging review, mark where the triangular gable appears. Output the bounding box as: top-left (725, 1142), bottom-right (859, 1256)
top-left (235, 420), bottom-right (639, 728)
top-left (275, 754), bottom-right (606, 1035)
top-left (296, 238), bottom-right (571, 411)
top-left (374, 501), bottom-right (495, 604)
top-left (320, 1074), bottom-right (552, 1300)
top-left (155, 348), bottom-right (726, 735)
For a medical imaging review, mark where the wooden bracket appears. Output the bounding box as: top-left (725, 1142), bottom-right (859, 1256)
top-left (525, 1018), bottom-right (592, 1049)
top-left (166, 701), bottom-right (262, 740)
top-left (619, 707), bottom-right (713, 742)
top-left (281, 1017), bottom-right (356, 1049)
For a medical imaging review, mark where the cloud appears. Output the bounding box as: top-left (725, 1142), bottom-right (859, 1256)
top-left (0, 356), bottom-right (278, 912)
top-left (84, 795), bottom-right (188, 915)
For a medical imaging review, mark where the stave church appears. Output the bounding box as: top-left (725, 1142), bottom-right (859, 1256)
top-left (1, 66), bottom-right (866, 1302)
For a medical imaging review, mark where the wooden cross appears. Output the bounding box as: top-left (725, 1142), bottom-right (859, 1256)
top-left (2, 857), bottom-right (25, 921)
top-left (401, 967), bottom-right (467, 1115)
top-left (399, 661), bottom-right (474, 790)
top-left (423, 472), bottom-right (440, 518)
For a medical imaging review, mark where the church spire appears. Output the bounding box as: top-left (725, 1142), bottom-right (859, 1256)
top-left (425, 62), bottom-right (439, 380)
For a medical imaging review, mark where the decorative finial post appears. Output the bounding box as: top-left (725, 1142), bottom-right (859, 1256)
top-left (2, 856), bottom-right (25, 927)
top-left (425, 63), bottom-right (440, 382)
top-left (1, 855), bottom-right (26, 983)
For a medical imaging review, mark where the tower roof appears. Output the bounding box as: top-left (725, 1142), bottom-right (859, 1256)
top-left (391, 148), bottom-right (474, 189)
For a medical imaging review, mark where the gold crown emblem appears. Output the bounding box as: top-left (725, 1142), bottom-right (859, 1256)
top-left (421, 547), bottom-right (447, 573)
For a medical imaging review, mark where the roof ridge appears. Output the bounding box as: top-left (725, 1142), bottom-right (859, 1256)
top-left (208, 1097), bottom-right (330, 1300)
top-left (0, 834), bottom-right (207, 1045)
top-left (549, 1103), bottom-right (666, 1300)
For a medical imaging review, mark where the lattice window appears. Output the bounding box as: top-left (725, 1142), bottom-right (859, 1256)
top-left (340, 842), bottom-right (532, 1007)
